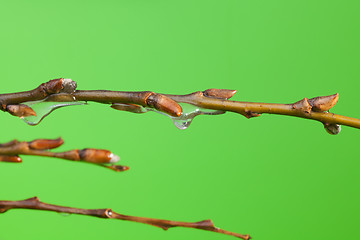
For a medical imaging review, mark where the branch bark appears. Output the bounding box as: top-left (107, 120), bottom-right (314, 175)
top-left (0, 79), bottom-right (358, 133)
top-left (0, 138), bottom-right (128, 172)
top-left (0, 197), bottom-right (251, 240)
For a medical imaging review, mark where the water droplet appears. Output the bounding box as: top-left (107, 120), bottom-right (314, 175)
top-left (58, 212), bottom-right (71, 217)
top-left (21, 94), bottom-right (86, 126)
top-left (147, 103), bottom-right (225, 130)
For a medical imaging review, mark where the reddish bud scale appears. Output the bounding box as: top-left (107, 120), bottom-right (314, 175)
top-left (203, 89), bottom-right (237, 100)
top-left (308, 93), bottom-right (339, 112)
top-left (111, 103), bottom-right (146, 113)
top-left (42, 78), bottom-right (64, 94)
top-left (29, 138), bottom-right (64, 150)
top-left (79, 149), bottom-right (113, 163)
top-left (0, 155), bottom-right (22, 163)
top-left (146, 93), bottom-right (182, 117)
top-left (6, 104), bottom-right (37, 118)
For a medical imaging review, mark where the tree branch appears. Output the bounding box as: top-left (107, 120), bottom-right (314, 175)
top-left (0, 138), bottom-right (128, 172)
top-left (1, 78), bottom-right (358, 133)
top-left (0, 197), bottom-right (251, 240)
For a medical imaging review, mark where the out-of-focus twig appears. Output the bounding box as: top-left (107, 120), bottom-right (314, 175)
top-left (0, 138), bottom-right (128, 172)
top-left (0, 197), bottom-right (251, 240)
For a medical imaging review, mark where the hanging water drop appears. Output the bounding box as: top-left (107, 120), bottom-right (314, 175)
top-left (21, 94), bottom-right (86, 126)
top-left (147, 103), bottom-right (225, 130)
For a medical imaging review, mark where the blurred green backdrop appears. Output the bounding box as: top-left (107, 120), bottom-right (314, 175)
top-left (1, 0), bottom-right (359, 239)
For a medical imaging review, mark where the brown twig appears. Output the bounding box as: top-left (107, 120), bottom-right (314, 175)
top-left (1, 79), bottom-right (359, 133)
top-left (0, 197), bottom-right (250, 240)
top-left (0, 138), bottom-right (128, 172)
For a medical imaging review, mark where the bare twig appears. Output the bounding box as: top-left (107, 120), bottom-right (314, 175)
top-left (0, 197), bottom-right (250, 240)
top-left (1, 78), bottom-right (358, 133)
top-left (0, 138), bottom-right (128, 172)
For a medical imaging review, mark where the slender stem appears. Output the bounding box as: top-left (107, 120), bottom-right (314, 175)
top-left (0, 79), bottom-right (358, 131)
top-left (0, 197), bottom-right (250, 240)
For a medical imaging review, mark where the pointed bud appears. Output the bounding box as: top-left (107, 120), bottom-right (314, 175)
top-left (79, 149), bottom-right (120, 163)
top-left (6, 104), bottom-right (37, 118)
top-left (308, 93), bottom-right (339, 112)
top-left (0, 155), bottom-right (22, 163)
top-left (324, 123), bottom-right (341, 135)
top-left (29, 138), bottom-right (64, 150)
top-left (146, 93), bottom-right (182, 117)
top-left (111, 103), bottom-right (147, 113)
top-left (203, 89), bottom-right (237, 100)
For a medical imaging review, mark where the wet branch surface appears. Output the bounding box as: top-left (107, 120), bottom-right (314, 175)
top-left (0, 197), bottom-right (251, 240)
top-left (0, 78), bottom-right (359, 133)
top-left (0, 138), bottom-right (128, 172)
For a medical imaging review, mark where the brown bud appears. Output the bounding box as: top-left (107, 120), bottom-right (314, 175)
top-left (293, 98), bottom-right (312, 113)
top-left (146, 93), bottom-right (182, 117)
top-left (43, 78), bottom-right (64, 94)
top-left (79, 149), bottom-right (120, 163)
top-left (308, 93), bottom-right (339, 112)
top-left (111, 103), bottom-right (147, 113)
top-left (0, 155), bottom-right (22, 163)
top-left (6, 104), bottom-right (37, 118)
top-left (29, 138), bottom-right (64, 150)
top-left (203, 89), bottom-right (237, 100)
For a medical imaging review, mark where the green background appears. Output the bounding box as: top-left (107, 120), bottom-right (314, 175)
top-left (1, 0), bottom-right (359, 239)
